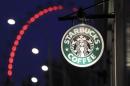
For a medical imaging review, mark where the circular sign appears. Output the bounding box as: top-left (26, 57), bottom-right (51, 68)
top-left (61, 23), bottom-right (104, 67)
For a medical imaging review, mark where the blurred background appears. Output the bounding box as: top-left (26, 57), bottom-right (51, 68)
top-left (0, 0), bottom-right (129, 86)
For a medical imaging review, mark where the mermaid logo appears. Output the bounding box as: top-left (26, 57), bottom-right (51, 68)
top-left (70, 35), bottom-right (94, 57)
top-left (61, 24), bottom-right (104, 67)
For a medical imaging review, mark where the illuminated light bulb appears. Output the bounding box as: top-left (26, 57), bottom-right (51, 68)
top-left (12, 46), bottom-right (17, 51)
top-left (29, 17), bottom-right (35, 23)
top-left (8, 64), bottom-right (13, 70)
top-left (9, 58), bottom-right (14, 64)
top-left (43, 9), bottom-right (48, 14)
top-left (34, 14), bottom-right (40, 19)
top-left (41, 65), bottom-right (48, 71)
top-left (31, 77), bottom-right (38, 83)
top-left (10, 51), bottom-right (15, 58)
top-left (7, 19), bottom-right (16, 25)
top-left (32, 48), bottom-right (39, 54)
top-left (8, 70), bottom-right (12, 76)
top-left (16, 35), bottom-right (22, 40)
top-left (38, 11), bottom-right (44, 16)
top-left (19, 30), bottom-right (25, 35)
top-left (48, 7), bottom-right (53, 12)
top-left (22, 25), bottom-right (29, 31)
top-left (14, 40), bottom-right (19, 46)
top-left (53, 6), bottom-right (58, 11)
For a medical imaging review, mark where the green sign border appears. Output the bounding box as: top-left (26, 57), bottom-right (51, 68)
top-left (61, 23), bottom-right (104, 67)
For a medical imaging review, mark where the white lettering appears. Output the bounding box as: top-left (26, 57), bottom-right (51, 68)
top-left (83, 58), bottom-right (87, 64)
top-left (72, 56), bottom-right (78, 62)
top-left (69, 32), bottom-right (75, 38)
top-left (65, 35), bottom-right (71, 40)
top-left (95, 39), bottom-right (100, 44)
top-left (87, 57), bottom-right (92, 63)
top-left (68, 53), bottom-right (73, 59)
top-left (91, 54), bottom-right (96, 60)
top-left (64, 39), bottom-right (70, 44)
top-left (73, 29), bottom-right (79, 34)
top-left (77, 58), bottom-right (82, 63)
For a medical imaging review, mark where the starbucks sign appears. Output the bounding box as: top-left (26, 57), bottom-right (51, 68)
top-left (61, 24), bottom-right (104, 67)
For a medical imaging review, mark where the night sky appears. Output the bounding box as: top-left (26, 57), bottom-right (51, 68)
top-left (0, 0), bottom-right (98, 86)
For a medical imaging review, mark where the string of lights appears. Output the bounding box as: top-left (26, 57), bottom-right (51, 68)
top-left (7, 5), bottom-right (64, 79)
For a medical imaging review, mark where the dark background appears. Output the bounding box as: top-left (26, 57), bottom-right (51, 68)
top-left (0, 0), bottom-right (113, 86)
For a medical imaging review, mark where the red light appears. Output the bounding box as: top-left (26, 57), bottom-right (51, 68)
top-left (16, 35), bottom-right (22, 40)
top-left (22, 25), bottom-right (29, 31)
top-left (38, 11), bottom-right (44, 16)
top-left (14, 40), bottom-right (19, 46)
top-left (34, 14), bottom-right (40, 19)
top-left (29, 17), bottom-right (35, 23)
top-left (9, 58), bottom-right (14, 64)
top-left (19, 30), bottom-right (24, 35)
top-left (48, 7), bottom-right (53, 12)
top-left (43, 9), bottom-right (48, 14)
top-left (10, 51), bottom-right (15, 58)
top-left (8, 64), bottom-right (13, 70)
top-left (7, 5), bottom-right (64, 78)
top-left (8, 70), bottom-right (12, 77)
top-left (12, 46), bottom-right (16, 52)
top-left (53, 6), bottom-right (58, 11)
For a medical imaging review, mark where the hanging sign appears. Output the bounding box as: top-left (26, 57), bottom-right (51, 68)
top-left (61, 23), bottom-right (104, 67)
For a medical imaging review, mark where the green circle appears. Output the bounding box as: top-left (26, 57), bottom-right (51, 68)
top-left (61, 24), bottom-right (104, 67)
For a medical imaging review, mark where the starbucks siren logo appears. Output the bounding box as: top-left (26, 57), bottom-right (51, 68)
top-left (61, 24), bottom-right (104, 67)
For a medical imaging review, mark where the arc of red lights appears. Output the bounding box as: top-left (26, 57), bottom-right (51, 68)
top-left (7, 5), bottom-right (63, 78)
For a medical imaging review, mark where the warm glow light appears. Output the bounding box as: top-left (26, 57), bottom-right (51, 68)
top-left (32, 48), bottom-right (39, 54)
top-left (7, 19), bottom-right (16, 25)
top-left (41, 65), bottom-right (48, 71)
top-left (31, 77), bottom-right (38, 83)
top-left (8, 70), bottom-right (12, 77)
